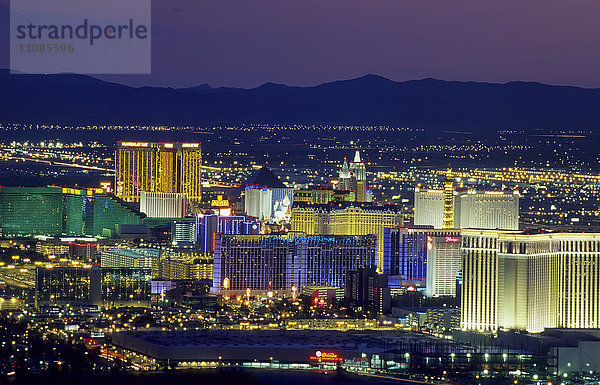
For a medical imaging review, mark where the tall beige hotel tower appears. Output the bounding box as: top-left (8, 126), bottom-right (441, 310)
top-left (115, 142), bottom-right (202, 210)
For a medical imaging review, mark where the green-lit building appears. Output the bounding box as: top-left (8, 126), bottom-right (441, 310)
top-left (83, 193), bottom-right (145, 237)
top-left (0, 186), bottom-right (145, 237)
top-left (0, 186), bottom-right (65, 236)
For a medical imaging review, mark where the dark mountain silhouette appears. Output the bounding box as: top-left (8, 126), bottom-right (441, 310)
top-left (2, 70), bottom-right (600, 130)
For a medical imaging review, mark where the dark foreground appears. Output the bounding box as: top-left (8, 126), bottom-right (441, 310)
top-left (3, 369), bottom-right (431, 385)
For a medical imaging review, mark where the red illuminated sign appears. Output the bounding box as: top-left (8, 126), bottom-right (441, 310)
top-left (310, 351), bottom-right (342, 363)
top-left (445, 236), bottom-right (459, 243)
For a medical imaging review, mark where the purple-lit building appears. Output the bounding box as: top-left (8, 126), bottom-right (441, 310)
top-left (211, 234), bottom-right (376, 294)
top-left (198, 213), bottom-right (261, 253)
top-left (382, 227), bottom-right (460, 282)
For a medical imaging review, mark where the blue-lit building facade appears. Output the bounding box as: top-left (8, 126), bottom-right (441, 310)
top-left (295, 235), bottom-right (377, 287)
top-left (198, 213), bottom-right (261, 252)
top-left (382, 227), bottom-right (460, 281)
top-left (212, 234), bottom-right (376, 293)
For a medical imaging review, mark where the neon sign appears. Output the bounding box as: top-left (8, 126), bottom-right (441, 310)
top-left (310, 351), bottom-right (342, 362)
top-left (445, 236), bottom-right (459, 243)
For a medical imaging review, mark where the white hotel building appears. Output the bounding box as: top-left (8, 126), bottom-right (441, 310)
top-left (425, 235), bottom-right (462, 297)
top-left (414, 188), bottom-right (519, 230)
top-left (461, 230), bottom-right (600, 333)
top-left (140, 191), bottom-right (188, 218)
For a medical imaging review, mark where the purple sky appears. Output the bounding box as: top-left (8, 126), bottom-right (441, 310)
top-left (3, 0), bottom-right (600, 88)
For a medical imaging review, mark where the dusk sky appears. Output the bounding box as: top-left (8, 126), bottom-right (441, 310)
top-left (3, 0), bottom-right (600, 88)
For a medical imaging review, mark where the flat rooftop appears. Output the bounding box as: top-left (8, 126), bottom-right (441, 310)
top-left (112, 330), bottom-right (454, 362)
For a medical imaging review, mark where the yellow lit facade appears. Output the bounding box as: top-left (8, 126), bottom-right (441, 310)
top-left (157, 252), bottom-right (213, 280)
top-left (291, 205), bottom-right (403, 272)
top-left (442, 169), bottom-right (454, 229)
top-left (290, 208), bottom-right (328, 235)
top-left (461, 230), bottom-right (600, 333)
top-left (115, 142), bottom-right (202, 208)
top-left (285, 318), bottom-right (379, 330)
top-left (35, 242), bottom-right (70, 257)
top-left (0, 297), bottom-right (23, 311)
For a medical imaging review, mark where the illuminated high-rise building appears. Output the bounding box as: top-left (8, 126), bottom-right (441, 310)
top-left (140, 191), bottom-right (188, 218)
top-left (213, 234), bottom-right (291, 293)
top-left (413, 188), bottom-right (445, 229)
top-left (35, 265), bottom-right (153, 308)
top-left (454, 189), bottom-right (519, 230)
top-left (211, 234), bottom-right (376, 293)
top-left (414, 187), bottom-right (519, 231)
top-left (100, 248), bottom-right (159, 276)
top-left (424, 235), bottom-right (461, 297)
top-left (338, 157), bottom-right (352, 191)
top-left (115, 142), bottom-right (202, 208)
top-left (171, 220), bottom-right (197, 248)
top-left (338, 150), bottom-right (368, 202)
top-left (0, 186), bottom-right (67, 236)
top-left (442, 169), bottom-right (454, 229)
top-left (101, 268), bottom-right (152, 308)
top-left (461, 230), bottom-right (600, 333)
top-left (0, 186), bottom-right (144, 237)
top-left (382, 227), bottom-right (460, 281)
top-left (156, 251), bottom-right (213, 281)
top-left (350, 150), bottom-right (367, 202)
top-left (290, 206), bottom-right (329, 235)
top-left (197, 213), bottom-right (261, 253)
top-left (327, 206), bottom-right (402, 272)
top-left (291, 203), bottom-right (404, 272)
top-left (345, 268), bottom-right (391, 314)
top-left (244, 187), bottom-right (272, 221)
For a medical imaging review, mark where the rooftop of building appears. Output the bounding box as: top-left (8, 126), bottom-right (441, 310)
top-left (415, 187), bottom-right (518, 196)
top-left (102, 247), bottom-right (160, 258)
top-left (0, 185), bottom-right (108, 196)
top-left (113, 329), bottom-right (427, 351)
top-left (219, 233), bottom-right (377, 241)
top-left (461, 228), bottom-right (600, 238)
top-left (294, 185), bottom-right (353, 193)
top-left (292, 201), bottom-right (402, 212)
top-left (245, 166), bottom-right (287, 189)
top-left (117, 141), bottom-right (201, 149)
top-left (495, 328), bottom-right (600, 349)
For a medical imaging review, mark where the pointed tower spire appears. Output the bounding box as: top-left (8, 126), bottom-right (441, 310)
top-left (353, 150), bottom-right (361, 163)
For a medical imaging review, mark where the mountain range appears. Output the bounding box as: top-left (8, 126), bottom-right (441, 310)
top-left (2, 70), bottom-right (600, 131)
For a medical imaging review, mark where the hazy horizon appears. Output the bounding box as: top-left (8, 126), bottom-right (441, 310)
top-left (3, 0), bottom-right (600, 88)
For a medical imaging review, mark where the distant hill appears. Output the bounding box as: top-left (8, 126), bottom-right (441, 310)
top-left (2, 70), bottom-right (600, 130)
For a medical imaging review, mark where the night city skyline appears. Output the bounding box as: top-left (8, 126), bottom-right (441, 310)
top-left (2, 1), bottom-right (600, 385)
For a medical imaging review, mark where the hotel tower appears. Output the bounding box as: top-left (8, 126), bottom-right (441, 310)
top-left (115, 142), bottom-right (202, 208)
